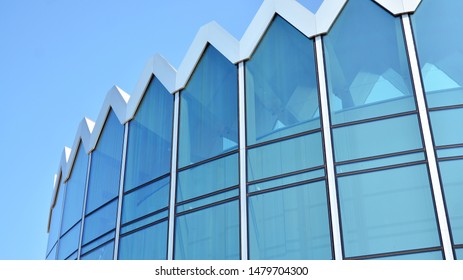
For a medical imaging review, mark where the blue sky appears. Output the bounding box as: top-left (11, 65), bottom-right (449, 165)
top-left (0, 0), bottom-right (322, 259)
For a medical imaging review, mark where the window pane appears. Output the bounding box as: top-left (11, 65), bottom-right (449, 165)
top-left (120, 211), bottom-right (168, 235)
top-left (412, 0), bottom-right (463, 108)
top-left (370, 251), bottom-right (443, 260)
top-left (81, 231), bottom-right (115, 255)
top-left (246, 15), bottom-right (320, 145)
top-left (46, 245), bottom-right (57, 260)
top-left (125, 78), bottom-right (173, 191)
top-left (178, 45), bottom-right (238, 168)
top-left (58, 222), bottom-right (81, 260)
top-left (338, 164), bottom-right (441, 258)
top-left (430, 108), bottom-right (463, 147)
top-left (438, 160), bottom-right (463, 245)
top-left (86, 110), bottom-right (124, 213)
top-left (122, 176), bottom-right (169, 224)
top-left (47, 180), bottom-right (65, 255)
top-left (248, 181), bottom-right (332, 260)
top-left (324, 0), bottom-right (415, 124)
top-left (456, 249), bottom-right (463, 260)
top-left (118, 221), bottom-right (168, 260)
top-left (61, 144), bottom-right (88, 234)
top-left (248, 168), bottom-right (325, 193)
top-left (177, 153), bottom-right (238, 202)
top-left (81, 241), bottom-right (114, 260)
top-left (177, 188), bottom-right (238, 213)
top-left (175, 200), bottom-right (239, 260)
top-left (83, 200), bottom-right (117, 244)
top-left (337, 152), bottom-right (425, 174)
top-left (247, 132), bottom-right (323, 182)
top-left (333, 115), bottom-right (423, 163)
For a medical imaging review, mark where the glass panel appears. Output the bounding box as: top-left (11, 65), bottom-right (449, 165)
top-left (324, 0), bottom-right (415, 125)
top-left (333, 115), bottom-right (423, 163)
top-left (248, 168), bottom-right (325, 193)
top-left (81, 241), bottom-right (114, 260)
top-left (65, 251), bottom-right (78, 260)
top-left (412, 0), bottom-right (463, 108)
top-left (438, 160), bottom-right (463, 245)
top-left (46, 244), bottom-right (57, 260)
top-left (81, 231), bottom-right (115, 255)
top-left (248, 181), bottom-right (332, 260)
top-left (125, 78), bottom-right (173, 191)
top-left (175, 200), bottom-right (239, 260)
top-left (178, 45), bottom-right (238, 168)
top-left (177, 153), bottom-right (238, 202)
top-left (118, 221), bottom-right (168, 260)
top-left (82, 200), bottom-right (117, 244)
top-left (437, 147), bottom-right (463, 159)
top-left (248, 132), bottom-right (323, 182)
top-left (177, 188), bottom-right (239, 213)
top-left (370, 251), bottom-right (443, 260)
top-left (120, 211), bottom-right (168, 235)
top-left (47, 180), bottom-right (65, 255)
top-left (336, 152), bottom-right (425, 174)
top-left (246, 15), bottom-right (320, 145)
top-left (58, 222), bottom-right (81, 260)
top-left (86, 110), bottom-right (124, 214)
top-left (122, 176), bottom-right (169, 224)
top-left (456, 249), bottom-right (463, 260)
top-left (430, 108), bottom-right (463, 147)
top-left (338, 164), bottom-right (441, 258)
top-left (61, 144), bottom-right (88, 234)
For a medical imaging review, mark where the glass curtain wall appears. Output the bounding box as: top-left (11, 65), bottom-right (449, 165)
top-left (175, 45), bottom-right (239, 260)
top-left (81, 110), bottom-right (124, 259)
top-left (118, 77), bottom-right (173, 260)
top-left (323, 0), bottom-right (442, 260)
top-left (412, 0), bottom-right (463, 258)
top-left (46, 174), bottom-right (64, 260)
top-left (245, 15), bottom-right (332, 260)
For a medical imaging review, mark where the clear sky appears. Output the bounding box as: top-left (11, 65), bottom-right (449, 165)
top-left (0, 0), bottom-right (322, 259)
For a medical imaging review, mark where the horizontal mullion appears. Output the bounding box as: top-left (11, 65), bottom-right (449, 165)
top-left (81, 228), bottom-right (115, 247)
top-left (336, 160), bottom-right (427, 177)
top-left (436, 143), bottom-right (463, 150)
top-left (177, 150), bottom-right (238, 172)
top-left (176, 185), bottom-right (239, 206)
top-left (345, 246), bottom-right (443, 260)
top-left (247, 128), bottom-right (322, 150)
top-left (175, 196), bottom-right (239, 217)
top-left (121, 207), bottom-right (169, 228)
top-left (331, 110), bottom-right (417, 129)
top-left (119, 217), bottom-right (169, 238)
top-left (81, 238), bottom-right (115, 259)
top-left (85, 197), bottom-right (118, 217)
top-left (438, 155), bottom-right (463, 162)
top-left (428, 104), bottom-right (463, 112)
top-left (124, 173), bottom-right (170, 196)
top-left (247, 165), bottom-right (325, 186)
top-left (248, 176), bottom-right (326, 197)
top-left (335, 148), bottom-right (424, 166)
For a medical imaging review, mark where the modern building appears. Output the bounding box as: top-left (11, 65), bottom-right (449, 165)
top-left (46, 0), bottom-right (463, 260)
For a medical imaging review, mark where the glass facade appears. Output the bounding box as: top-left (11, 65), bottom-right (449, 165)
top-left (47, 0), bottom-right (463, 260)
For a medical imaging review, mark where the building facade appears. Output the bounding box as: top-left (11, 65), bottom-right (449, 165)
top-left (46, 0), bottom-right (463, 260)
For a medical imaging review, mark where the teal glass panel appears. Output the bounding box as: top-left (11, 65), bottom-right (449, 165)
top-left (81, 241), bottom-right (114, 260)
top-left (47, 180), bottom-right (65, 255)
top-left (81, 231), bottom-right (115, 255)
top-left (177, 188), bottom-right (238, 213)
top-left (125, 78), bottom-right (173, 191)
top-left (46, 245), bottom-right (57, 260)
top-left (430, 108), bottom-right (463, 147)
top-left (58, 222), bottom-right (81, 260)
top-left (248, 181), bottom-right (332, 260)
top-left (178, 45), bottom-right (238, 168)
top-left (61, 144), bottom-right (88, 234)
top-left (437, 147), bottom-right (463, 159)
top-left (370, 251), bottom-right (443, 260)
top-left (86, 110), bottom-right (124, 214)
top-left (175, 200), bottom-right (239, 260)
top-left (324, 0), bottom-right (415, 125)
top-left (118, 221), bottom-right (168, 260)
top-left (338, 164), bottom-right (440, 258)
top-left (83, 200), bottom-right (117, 244)
top-left (333, 115), bottom-right (423, 163)
top-left (121, 176), bottom-right (169, 224)
top-left (456, 249), bottom-right (463, 260)
top-left (120, 211), bottom-right (168, 235)
top-left (246, 15), bottom-right (320, 145)
top-left (438, 160), bottom-right (463, 245)
top-left (412, 0), bottom-right (463, 108)
top-left (248, 132), bottom-right (323, 182)
top-left (336, 152), bottom-right (425, 174)
top-left (248, 168), bottom-right (325, 193)
top-left (177, 153), bottom-right (238, 202)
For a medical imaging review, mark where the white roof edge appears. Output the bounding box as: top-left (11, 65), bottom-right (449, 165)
top-left (374, 0), bottom-right (422, 15)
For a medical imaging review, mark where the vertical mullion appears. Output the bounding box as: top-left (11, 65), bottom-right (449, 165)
top-left (401, 14), bottom-right (454, 260)
top-left (77, 153), bottom-right (92, 260)
top-left (315, 35), bottom-right (343, 260)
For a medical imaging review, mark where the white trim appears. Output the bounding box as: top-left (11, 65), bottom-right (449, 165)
top-left (401, 14), bottom-right (454, 260)
top-left (77, 154), bottom-right (92, 260)
top-left (167, 92), bottom-right (180, 260)
top-left (315, 36), bottom-right (343, 260)
top-left (374, 0), bottom-right (422, 15)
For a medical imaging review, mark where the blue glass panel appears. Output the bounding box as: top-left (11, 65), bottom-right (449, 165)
top-left (324, 0), bottom-right (415, 125)
top-left (248, 168), bottom-right (325, 193)
top-left (83, 200), bottom-right (117, 244)
top-left (333, 115), bottom-right (423, 163)
top-left (456, 249), bottom-right (463, 260)
top-left (120, 211), bottom-right (168, 235)
top-left (46, 245), bottom-right (57, 260)
top-left (246, 16), bottom-right (320, 145)
top-left (177, 188), bottom-right (238, 213)
top-left (370, 251), bottom-right (443, 260)
top-left (65, 251), bottom-right (78, 260)
top-left (438, 160), bottom-right (463, 245)
top-left (437, 147), bottom-right (463, 159)
top-left (336, 152), bottom-right (425, 174)
top-left (430, 108), bottom-right (463, 147)
top-left (47, 180), bottom-right (65, 255)
top-left (58, 222), bottom-right (81, 260)
top-left (175, 200), bottom-right (239, 260)
top-left (338, 164), bottom-right (440, 258)
top-left (412, 0), bottom-right (463, 108)
top-left (248, 132), bottom-right (323, 182)
top-left (122, 176), bottom-right (169, 224)
top-left (248, 181), bottom-right (332, 260)
top-left (86, 110), bottom-right (124, 213)
top-left (81, 231), bottom-right (115, 255)
top-left (125, 78), bottom-right (173, 191)
top-left (61, 144), bottom-right (88, 234)
top-left (178, 45), bottom-right (238, 168)
top-left (81, 241), bottom-right (114, 260)
top-left (177, 153), bottom-right (238, 202)
top-left (118, 221), bottom-right (168, 260)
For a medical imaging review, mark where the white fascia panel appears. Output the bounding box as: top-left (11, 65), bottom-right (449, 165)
top-left (48, 148), bottom-right (69, 232)
top-left (315, 0), bottom-right (347, 35)
top-left (374, 0), bottom-right (422, 15)
top-left (175, 21), bottom-right (240, 91)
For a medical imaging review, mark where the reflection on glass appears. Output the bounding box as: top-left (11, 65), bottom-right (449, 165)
top-left (324, 0), bottom-right (414, 124)
top-left (430, 108), bottom-right (463, 147)
top-left (246, 15), bottom-right (320, 145)
top-left (118, 221), bottom-right (168, 260)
